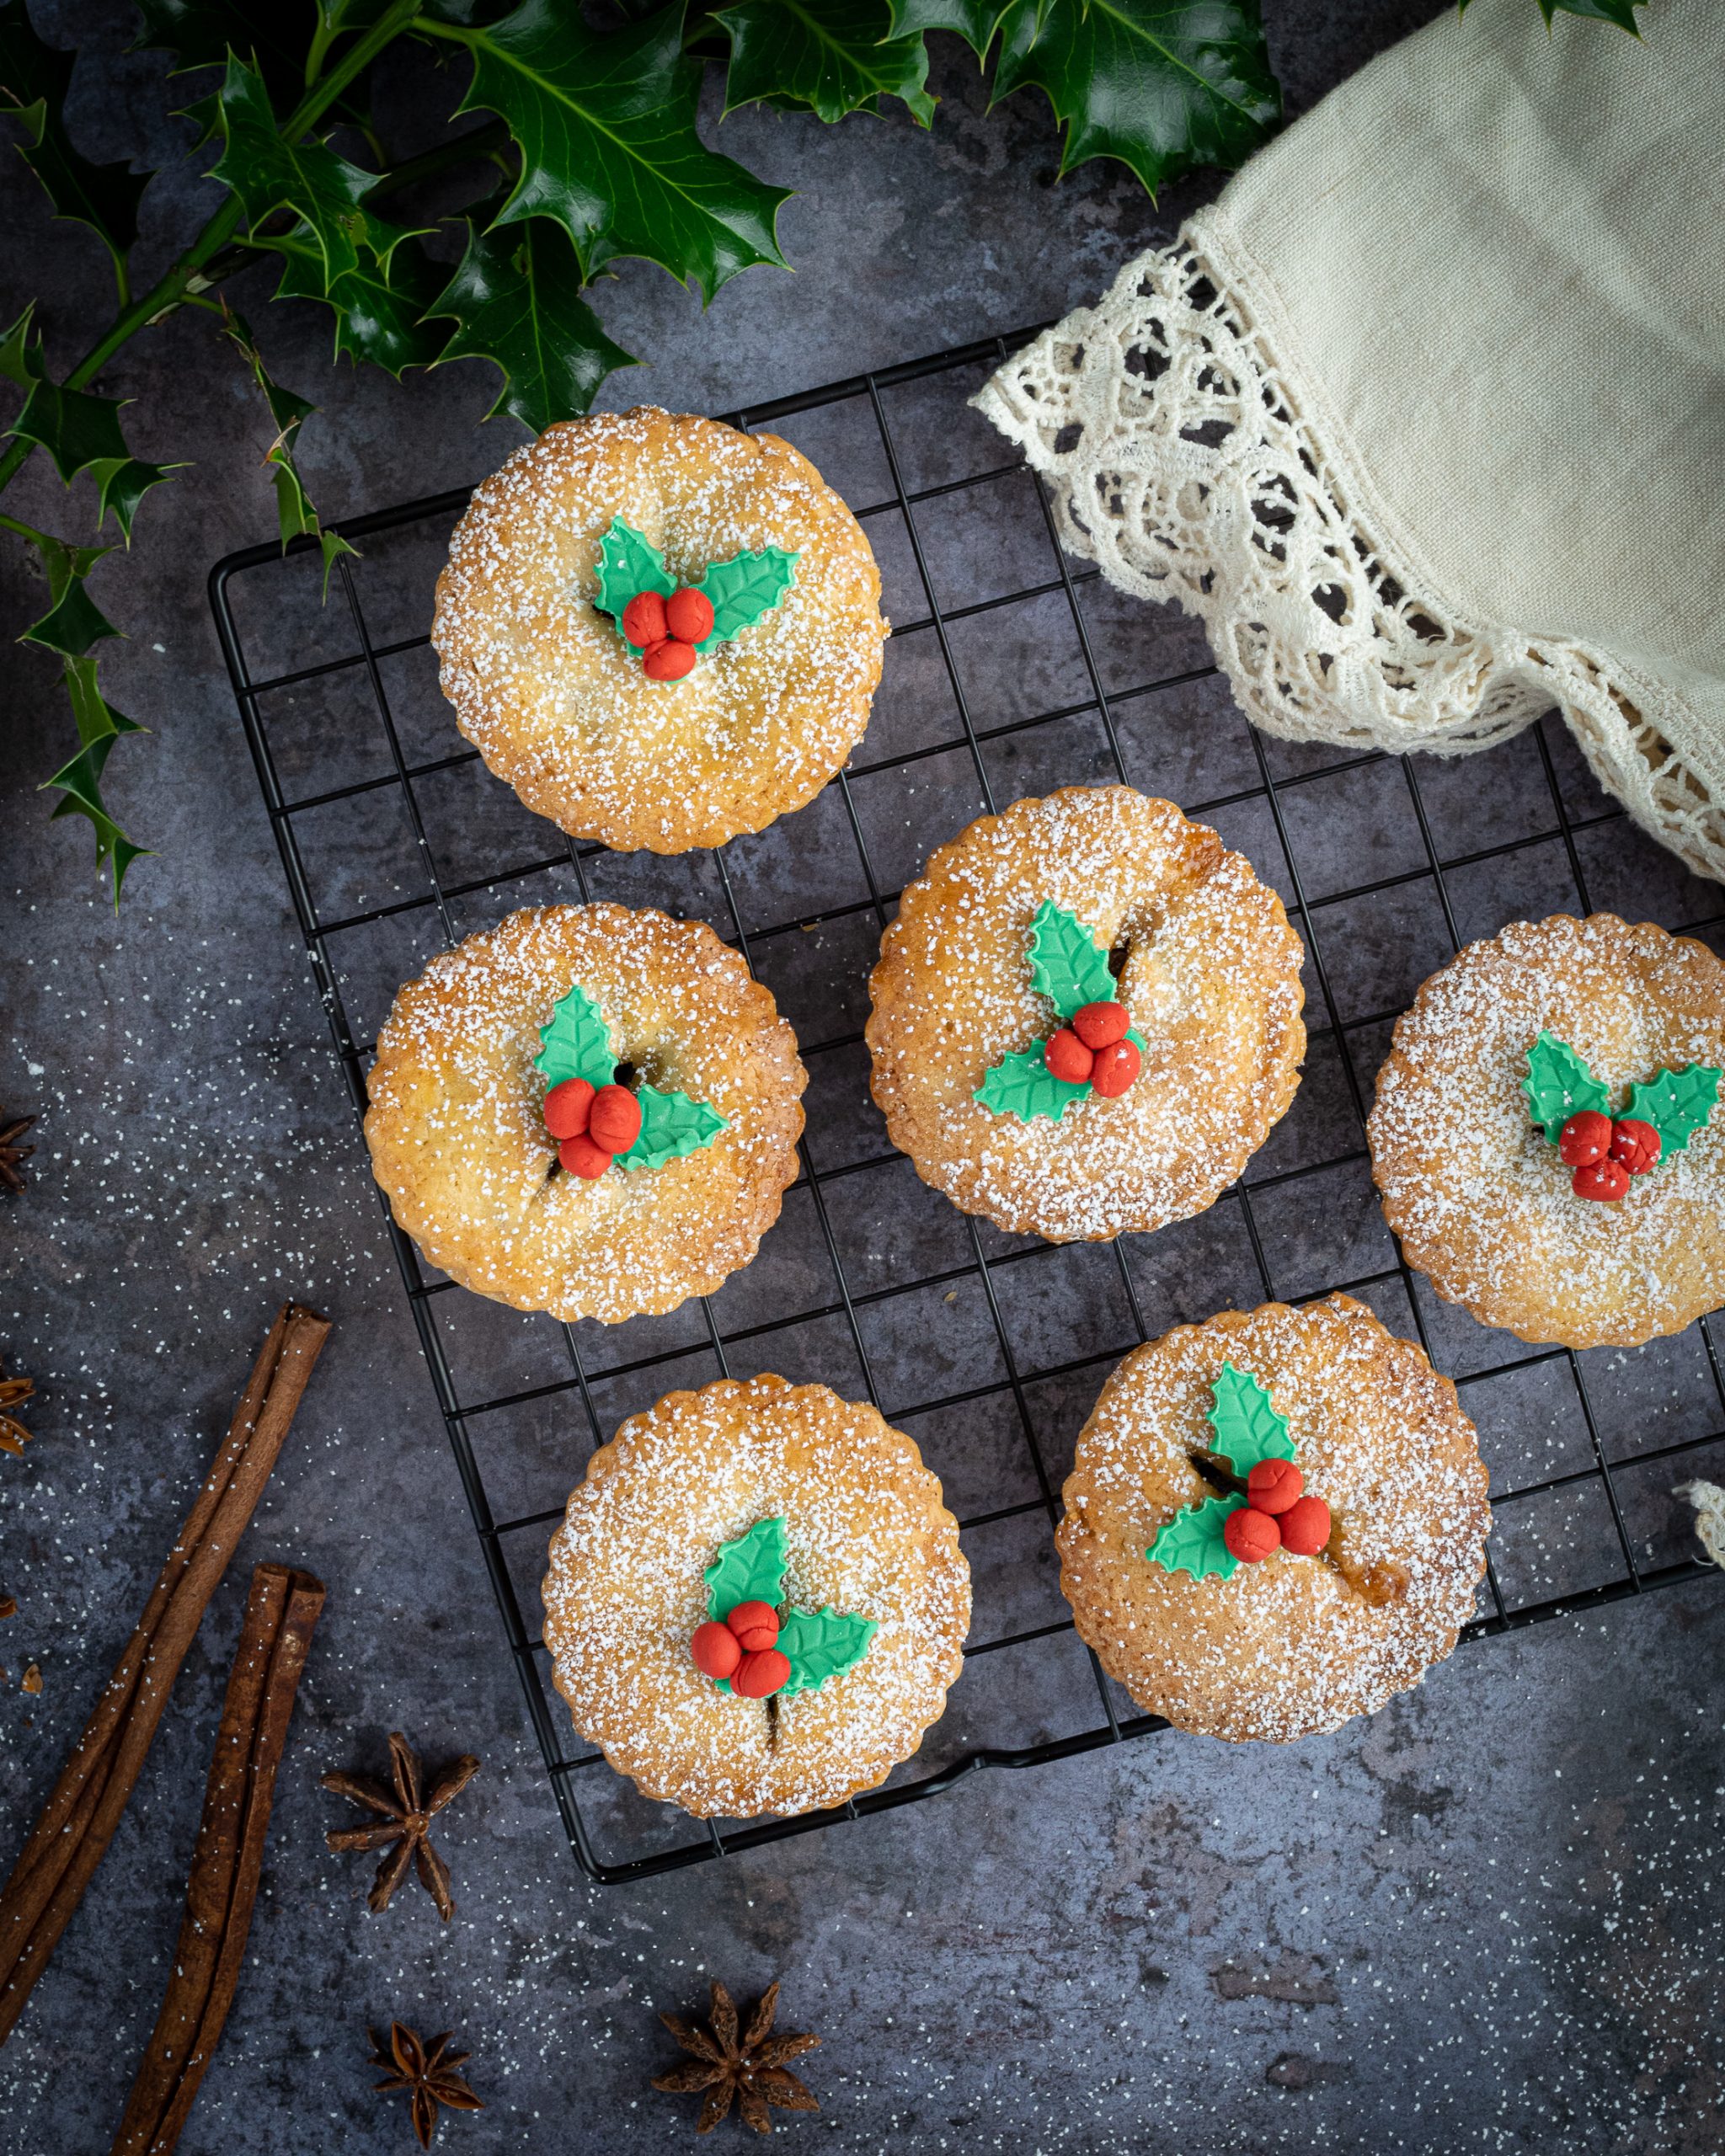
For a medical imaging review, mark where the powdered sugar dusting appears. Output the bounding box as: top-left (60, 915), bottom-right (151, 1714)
top-left (1059, 1296), bottom-right (1491, 1742)
top-left (867, 786), bottom-right (1306, 1240)
top-left (431, 408), bottom-right (887, 854)
top-left (542, 1375), bottom-right (970, 1817)
top-left (363, 905), bottom-right (805, 1322)
top-left (1370, 913), bottom-right (1725, 1348)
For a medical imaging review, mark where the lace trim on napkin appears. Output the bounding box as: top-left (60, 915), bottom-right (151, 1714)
top-left (973, 236), bottom-right (1725, 885)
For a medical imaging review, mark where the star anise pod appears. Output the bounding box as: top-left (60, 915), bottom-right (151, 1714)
top-left (367, 2021), bottom-right (483, 2149)
top-left (323, 1730), bottom-right (479, 1920)
top-left (0, 1369), bottom-right (35, 1457)
top-left (0, 1113), bottom-right (34, 1196)
top-left (653, 1979), bottom-right (820, 2136)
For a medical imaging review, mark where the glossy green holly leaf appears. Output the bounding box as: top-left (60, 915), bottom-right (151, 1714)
top-left (534, 979), bottom-right (616, 1090)
top-left (620, 1084), bottom-right (729, 1171)
top-left (8, 374), bottom-right (131, 483)
top-left (20, 573), bottom-right (120, 658)
top-left (777, 1605), bottom-right (878, 1694)
top-left (991, 0), bottom-right (1280, 198)
top-left (718, 0), bottom-right (935, 125)
top-left (0, 5), bottom-right (147, 275)
top-left (0, 298), bottom-right (38, 385)
top-left (1026, 899), bottom-right (1115, 1018)
top-left (41, 652), bottom-right (150, 903)
top-left (1204, 1360), bottom-right (1295, 1476)
top-left (87, 456), bottom-right (185, 544)
top-left (426, 215), bottom-right (637, 430)
top-left (1626, 1064), bottom-right (1722, 1155)
top-left (693, 546), bottom-right (798, 648)
top-left (1523, 1029), bottom-right (1609, 1143)
top-left (974, 1039), bottom-right (1089, 1122)
top-left (1146, 1492), bottom-right (1242, 1581)
top-left (430, 0), bottom-right (792, 298)
top-left (1460, 0), bottom-right (1644, 26)
top-left (704, 1515), bottom-right (788, 1620)
top-left (132, 0), bottom-right (355, 125)
top-left (209, 55), bottom-right (415, 287)
top-left (594, 516), bottom-right (674, 627)
top-left (885, 0), bottom-right (1012, 54)
top-left (265, 221), bottom-right (446, 377)
top-left (224, 306), bottom-right (360, 595)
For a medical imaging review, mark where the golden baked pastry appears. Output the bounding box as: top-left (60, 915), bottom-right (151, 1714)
top-left (432, 407), bottom-right (887, 853)
top-left (1057, 1296), bottom-right (1489, 1742)
top-left (1370, 914), bottom-right (1725, 1349)
top-left (542, 1375), bottom-right (970, 1817)
top-left (865, 786), bottom-right (1306, 1241)
top-left (364, 904), bottom-right (804, 1323)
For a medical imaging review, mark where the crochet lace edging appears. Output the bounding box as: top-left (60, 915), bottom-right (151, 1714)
top-left (972, 235), bottom-right (1725, 886)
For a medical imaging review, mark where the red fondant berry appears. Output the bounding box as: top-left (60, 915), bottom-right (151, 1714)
top-left (1071, 1000), bottom-right (1130, 1051)
top-left (558, 1132), bottom-right (611, 1180)
top-left (1609, 1117), bottom-right (1661, 1176)
top-left (665, 586), bottom-right (715, 644)
top-left (1223, 1506), bottom-right (1280, 1563)
top-left (1089, 1038), bottom-right (1142, 1098)
top-left (1044, 1027), bottom-right (1094, 1084)
top-left (1557, 1109), bottom-right (1611, 1167)
top-left (543, 1077), bottom-right (595, 1141)
top-left (733, 1647), bottom-right (791, 1699)
top-left (621, 590), bottom-right (668, 648)
top-left (643, 636), bottom-right (697, 681)
top-left (1279, 1495), bottom-right (1332, 1557)
top-left (724, 1600), bottom-right (780, 1653)
top-left (691, 1620), bottom-right (741, 1681)
top-left (587, 1083), bottom-right (643, 1155)
top-left (1246, 1458), bottom-right (1304, 1516)
top-left (1573, 1156), bottom-right (1630, 1203)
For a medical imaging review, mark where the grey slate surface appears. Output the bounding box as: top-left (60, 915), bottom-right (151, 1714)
top-left (3, 4), bottom-right (1722, 2151)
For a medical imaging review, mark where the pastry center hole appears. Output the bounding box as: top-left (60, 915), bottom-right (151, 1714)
top-left (1108, 939), bottom-right (1130, 980)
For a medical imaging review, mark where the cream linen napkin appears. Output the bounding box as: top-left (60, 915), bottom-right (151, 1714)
top-left (975, 0), bottom-right (1725, 881)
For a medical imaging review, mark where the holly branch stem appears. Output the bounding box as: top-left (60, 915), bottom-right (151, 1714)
top-left (0, 0), bottom-right (422, 504)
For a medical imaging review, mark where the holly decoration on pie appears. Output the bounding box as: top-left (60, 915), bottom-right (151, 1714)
top-left (593, 516), bottom-right (798, 680)
top-left (536, 979), bottom-right (727, 1175)
top-left (1523, 1030), bottom-right (1721, 1203)
top-left (975, 902), bottom-right (1149, 1123)
top-left (690, 1516), bottom-right (876, 1699)
top-left (1146, 1364), bottom-right (1331, 1582)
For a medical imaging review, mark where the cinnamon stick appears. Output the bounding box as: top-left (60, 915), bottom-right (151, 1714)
top-left (0, 1302), bottom-right (329, 2044)
top-left (111, 1563), bottom-right (325, 2156)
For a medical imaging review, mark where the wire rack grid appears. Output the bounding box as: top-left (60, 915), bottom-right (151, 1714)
top-left (211, 328), bottom-right (1725, 1885)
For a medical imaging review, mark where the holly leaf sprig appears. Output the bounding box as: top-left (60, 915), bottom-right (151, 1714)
top-left (536, 979), bottom-right (727, 1171)
top-left (975, 902), bottom-right (1146, 1123)
top-left (591, 517), bottom-right (798, 652)
top-left (1147, 1364), bottom-right (1294, 1583)
top-left (701, 1517), bottom-right (877, 1695)
top-left (1523, 1031), bottom-right (1722, 1158)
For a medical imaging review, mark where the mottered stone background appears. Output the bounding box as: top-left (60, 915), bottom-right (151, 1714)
top-left (3, 2), bottom-right (1722, 2150)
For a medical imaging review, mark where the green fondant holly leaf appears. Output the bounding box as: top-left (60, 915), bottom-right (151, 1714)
top-left (1146, 1494), bottom-right (1244, 1582)
top-left (535, 979), bottom-right (617, 1091)
top-left (704, 1516), bottom-right (788, 1620)
top-left (692, 546), bottom-right (798, 648)
top-left (1626, 1063), bottom-right (1722, 1156)
top-left (1205, 1362), bottom-right (1296, 1476)
top-left (594, 515), bottom-right (675, 628)
top-left (974, 1041), bottom-right (1089, 1123)
top-left (1524, 1030), bottom-right (1609, 1144)
top-left (1026, 899), bottom-right (1115, 1020)
top-left (619, 1084), bottom-right (729, 1171)
top-left (777, 1604), bottom-right (878, 1694)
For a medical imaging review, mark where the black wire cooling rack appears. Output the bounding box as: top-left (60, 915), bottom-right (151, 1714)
top-left (211, 328), bottom-right (1725, 1885)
